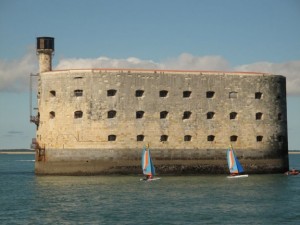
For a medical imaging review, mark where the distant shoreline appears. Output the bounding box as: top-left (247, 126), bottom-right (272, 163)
top-left (0, 152), bottom-right (35, 154)
top-left (0, 150), bottom-right (35, 155)
top-left (288, 151), bottom-right (300, 154)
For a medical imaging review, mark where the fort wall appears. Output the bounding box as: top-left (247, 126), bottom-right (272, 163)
top-left (34, 69), bottom-right (289, 175)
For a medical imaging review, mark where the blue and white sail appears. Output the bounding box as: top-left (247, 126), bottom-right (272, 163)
top-left (141, 145), bottom-right (156, 177)
top-left (227, 145), bottom-right (244, 174)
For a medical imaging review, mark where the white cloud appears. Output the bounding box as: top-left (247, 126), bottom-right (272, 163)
top-left (55, 56), bottom-right (160, 70)
top-left (1, 49), bottom-right (299, 95)
top-left (235, 61), bottom-right (300, 96)
top-left (161, 53), bottom-right (231, 71)
top-left (0, 46), bottom-right (38, 92)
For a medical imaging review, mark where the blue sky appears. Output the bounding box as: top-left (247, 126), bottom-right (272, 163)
top-left (0, 0), bottom-right (300, 149)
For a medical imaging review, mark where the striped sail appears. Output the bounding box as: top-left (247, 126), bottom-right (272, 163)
top-left (141, 146), bottom-right (155, 176)
top-left (227, 146), bottom-right (244, 174)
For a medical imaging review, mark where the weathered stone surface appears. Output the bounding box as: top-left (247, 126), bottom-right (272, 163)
top-left (34, 69), bottom-right (289, 175)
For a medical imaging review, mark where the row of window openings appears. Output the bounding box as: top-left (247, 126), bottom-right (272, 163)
top-left (107, 135), bottom-right (284, 142)
top-left (50, 90), bottom-right (265, 99)
top-left (49, 111), bottom-right (283, 121)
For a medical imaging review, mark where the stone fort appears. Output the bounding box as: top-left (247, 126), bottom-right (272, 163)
top-left (32, 37), bottom-right (289, 175)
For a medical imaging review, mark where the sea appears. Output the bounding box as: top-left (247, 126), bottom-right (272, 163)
top-left (0, 152), bottom-right (300, 225)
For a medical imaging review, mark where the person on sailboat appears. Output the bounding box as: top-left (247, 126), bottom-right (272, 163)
top-left (145, 174), bottom-right (152, 180)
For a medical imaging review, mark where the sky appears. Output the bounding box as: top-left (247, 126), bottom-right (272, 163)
top-left (0, 0), bottom-right (300, 149)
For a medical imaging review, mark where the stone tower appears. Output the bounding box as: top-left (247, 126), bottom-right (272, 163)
top-left (36, 37), bottom-right (54, 73)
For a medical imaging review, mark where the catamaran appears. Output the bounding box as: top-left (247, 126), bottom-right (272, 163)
top-left (226, 145), bottom-right (248, 178)
top-left (140, 145), bottom-right (160, 181)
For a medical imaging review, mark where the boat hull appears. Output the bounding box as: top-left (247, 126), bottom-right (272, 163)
top-left (140, 177), bottom-right (161, 181)
top-left (227, 174), bottom-right (249, 178)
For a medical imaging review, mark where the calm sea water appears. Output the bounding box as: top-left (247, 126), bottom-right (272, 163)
top-left (0, 153), bottom-right (300, 225)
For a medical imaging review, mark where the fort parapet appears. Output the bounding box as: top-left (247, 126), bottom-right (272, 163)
top-left (33, 37), bottom-right (289, 175)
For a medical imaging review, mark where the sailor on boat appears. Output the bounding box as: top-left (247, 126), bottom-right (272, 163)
top-left (285, 168), bottom-right (299, 176)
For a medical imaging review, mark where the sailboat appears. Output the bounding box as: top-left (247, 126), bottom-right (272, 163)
top-left (226, 145), bottom-right (248, 178)
top-left (140, 144), bottom-right (160, 181)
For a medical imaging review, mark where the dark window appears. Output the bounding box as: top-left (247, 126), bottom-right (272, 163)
top-left (230, 135), bottom-right (238, 142)
top-left (74, 111), bottom-right (83, 119)
top-left (108, 135), bottom-right (116, 141)
top-left (207, 112), bottom-right (215, 119)
top-left (256, 112), bottom-right (263, 120)
top-left (207, 135), bottom-right (215, 142)
top-left (277, 135), bottom-right (284, 142)
top-left (135, 90), bottom-right (144, 97)
top-left (183, 111), bottom-right (192, 120)
top-left (137, 135), bottom-right (144, 141)
top-left (183, 91), bottom-right (192, 98)
top-left (108, 110), bottom-right (116, 118)
top-left (229, 91), bottom-right (238, 99)
top-left (257, 136), bottom-right (263, 142)
top-left (160, 111), bottom-right (169, 119)
top-left (74, 89), bottom-right (83, 97)
top-left (278, 113), bottom-right (282, 121)
top-left (74, 76), bottom-right (83, 79)
top-left (136, 111), bottom-right (144, 119)
top-left (107, 89), bottom-right (117, 96)
top-left (160, 135), bottom-right (168, 142)
top-left (230, 112), bottom-right (238, 120)
top-left (159, 90), bottom-right (168, 97)
top-left (49, 111), bottom-right (55, 119)
top-left (50, 90), bottom-right (56, 97)
top-left (206, 91), bottom-right (215, 98)
top-left (255, 92), bottom-right (263, 99)
top-left (184, 135), bottom-right (192, 141)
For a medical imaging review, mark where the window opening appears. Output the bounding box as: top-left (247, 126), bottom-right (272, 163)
top-left (159, 90), bottom-right (168, 97)
top-left (49, 111), bottom-right (55, 119)
top-left (136, 111), bottom-right (145, 119)
top-left (229, 91), bottom-right (238, 99)
top-left (108, 110), bottom-right (117, 118)
top-left (183, 111), bottom-right (192, 120)
top-left (277, 135), bottom-right (284, 142)
top-left (74, 111), bottom-right (83, 119)
top-left (257, 136), bottom-right (263, 142)
top-left (207, 135), bottom-right (215, 142)
top-left (183, 91), bottom-right (192, 98)
top-left (230, 135), bottom-right (238, 142)
top-left (184, 135), bottom-right (192, 142)
top-left (230, 112), bottom-right (238, 120)
top-left (74, 89), bottom-right (83, 97)
top-left (255, 92), bottom-right (262, 99)
top-left (137, 135), bottom-right (144, 141)
top-left (50, 90), bottom-right (56, 97)
top-left (160, 135), bottom-right (168, 142)
top-left (206, 91), bottom-right (215, 98)
top-left (135, 90), bottom-right (144, 97)
top-left (160, 111), bottom-right (169, 119)
top-left (107, 89), bottom-right (117, 96)
top-left (207, 112), bottom-right (215, 119)
top-left (256, 112), bottom-right (263, 120)
top-left (108, 135), bottom-right (116, 141)
top-left (278, 113), bottom-right (282, 121)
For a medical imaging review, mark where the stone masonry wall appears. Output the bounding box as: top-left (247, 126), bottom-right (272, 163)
top-left (35, 69), bottom-right (288, 174)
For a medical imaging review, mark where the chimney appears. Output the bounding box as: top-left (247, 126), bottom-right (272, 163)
top-left (36, 37), bottom-right (54, 73)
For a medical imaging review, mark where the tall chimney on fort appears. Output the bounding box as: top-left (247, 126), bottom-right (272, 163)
top-left (36, 37), bottom-right (54, 73)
